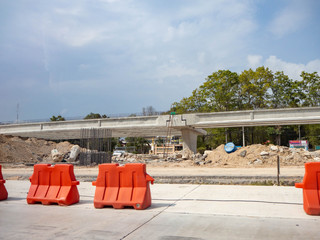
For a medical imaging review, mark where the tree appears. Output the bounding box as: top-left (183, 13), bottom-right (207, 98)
top-left (300, 72), bottom-right (320, 106)
top-left (172, 70), bottom-right (241, 113)
top-left (304, 124), bottom-right (320, 148)
top-left (50, 115), bottom-right (65, 121)
top-left (125, 137), bottom-right (150, 154)
top-left (170, 67), bottom-right (320, 148)
top-left (270, 71), bottom-right (301, 108)
top-left (84, 112), bottom-right (108, 119)
top-left (142, 106), bottom-right (156, 116)
top-left (201, 70), bottom-right (241, 111)
top-left (238, 66), bottom-right (273, 109)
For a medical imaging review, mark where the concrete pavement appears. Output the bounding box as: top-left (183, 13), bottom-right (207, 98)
top-left (0, 180), bottom-right (319, 239)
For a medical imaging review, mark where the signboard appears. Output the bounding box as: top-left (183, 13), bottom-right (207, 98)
top-left (289, 140), bottom-right (308, 150)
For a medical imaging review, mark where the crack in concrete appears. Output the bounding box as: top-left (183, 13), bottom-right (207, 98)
top-left (120, 185), bottom-right (201, 240)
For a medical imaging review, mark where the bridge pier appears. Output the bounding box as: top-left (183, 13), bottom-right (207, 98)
top-left (181, 128), bottom-right (204, 153)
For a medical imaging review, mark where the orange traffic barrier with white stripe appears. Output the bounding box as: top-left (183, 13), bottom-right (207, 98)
top-left (27, 164), bottom-right (80, 206)
top-left (92, 163), bottom-right (154, 210)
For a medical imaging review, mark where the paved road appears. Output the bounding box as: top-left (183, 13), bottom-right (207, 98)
top-left (2, 166), bottom-right (305, 185)
top-left (1, 166), bottom-right (306, 177)
top-left (0, 180), bottom-right (319, 239)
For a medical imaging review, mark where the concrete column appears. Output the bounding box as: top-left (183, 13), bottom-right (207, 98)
top-left (181, 129), bottom-right (198, 153)
top-left (242, 126), bottom-right (245, 147)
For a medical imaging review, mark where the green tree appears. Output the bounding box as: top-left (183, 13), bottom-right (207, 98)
top-left (270, 71), bottom-right (301, 108)
top-left (239, 66), bottom-right (273, 109)
top-left (84, 112), bottom-right (108, 119)
top-left (300, 71), bottom-right (320, 106)
top-left (125, 137), bottom-right (150, 154)
top-left (50, 115), bottom-right (65, 121)
top-left (200, 70), bottom-right (241, 111)
top-left (172, 70), bottom-right (241, 113)
top-left (304, 124), bottom-right (320, 148)
top-left (170, 67), bottom-right (320, 148)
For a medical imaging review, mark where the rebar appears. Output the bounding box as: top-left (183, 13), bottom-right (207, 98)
top-left (79, 128), bottom-right (112, 166)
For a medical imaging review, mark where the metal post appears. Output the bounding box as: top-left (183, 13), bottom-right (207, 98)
top-left (277, 155), bottom-right (280, 186)
top-left (298, 125), bottom-right (301, 141)
top-left (242, 126), bottom-right (245, 147)
top-left (225, 128), bottom-right (228, 143)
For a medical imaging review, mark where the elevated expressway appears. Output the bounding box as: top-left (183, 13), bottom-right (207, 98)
top-left (1, 107), bottom-right (320, 152)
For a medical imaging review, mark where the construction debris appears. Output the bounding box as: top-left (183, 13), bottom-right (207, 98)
top-left (1, 134), bottom-right (320, 168)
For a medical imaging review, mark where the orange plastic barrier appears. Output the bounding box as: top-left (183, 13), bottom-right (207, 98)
top-left (295, 162), bottom-right (320, 215)
top-left (27, 164), bottom-right (80, 206)
top-left (92, 163), bottom-right (154, 210)
top-left (0, 165), bottom-right (8, 201)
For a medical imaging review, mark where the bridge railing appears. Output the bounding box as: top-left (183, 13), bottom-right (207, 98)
top-left (0, 111), bottom-right (167, 125)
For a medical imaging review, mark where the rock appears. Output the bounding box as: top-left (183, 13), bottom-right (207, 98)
top-left (51, 149), bottom-right (63, 162)
top-left (204, 150), bottom-right (212, 156)
top-left (310, 151), bottom-right (320, 158)
top-left (260, 151), bottom-right (269, 156)
top-left (285, 155), bottom-right (294, 160)
top-left (303, 152), bottom-right (312, 158)
top-left (253, 159), bottom-right (263, 165)
top-left (314, 157), bottom-right (320, 162)
top-left (127, 158), bottom-right (136, 162)
top-left (279, 147), bottom-right (284, 153)
top-left (239, 150), bottom-right (247, 157)
top-left (270, 146), bottom-right (278, 151)
top-left (206, 160), bottom-right (212, 164)
top-left (68, 145), bottom-right (80, 161)
top-left (290, 148), bottom-right (302, 153)
top-left (181, 148), bottom-right (193, 160)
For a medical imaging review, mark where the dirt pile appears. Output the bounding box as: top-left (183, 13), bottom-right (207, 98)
top-left (0, 135), bottom-right (75, 164)
top-left (203, 144), bottom-right (320, 167)
top-left (1, 134), bottom-right (319, 168)
top-left (114, 144), bottom-right (320, 168)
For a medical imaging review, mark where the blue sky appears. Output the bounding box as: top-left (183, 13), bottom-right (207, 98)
top-left (0, 0), bottom-right (319, 122)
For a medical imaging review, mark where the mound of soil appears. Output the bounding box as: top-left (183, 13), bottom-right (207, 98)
top-left (203, 144), bottom-right (319, 167)
top-left (0, 135), bottom-right (74, 164)
top-left (1, 134), bottom-right (319, 168)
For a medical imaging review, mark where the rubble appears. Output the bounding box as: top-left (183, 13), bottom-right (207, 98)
top-left (51, 149), bottom-right (63, 162)
top-left (1, 134), bottom-right (319, 168)
top-left (68, 145), bottom-right (80, 162)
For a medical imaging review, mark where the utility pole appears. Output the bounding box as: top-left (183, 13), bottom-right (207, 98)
top-left (16, 103), bottom-right (19, 123)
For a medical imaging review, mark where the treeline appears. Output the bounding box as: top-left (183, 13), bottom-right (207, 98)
top-left (170, 67), bottom-right (320, 149)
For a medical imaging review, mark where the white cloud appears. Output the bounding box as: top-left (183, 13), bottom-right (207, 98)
top-left (263, 56), bottom-right (320, 80)
top-left (3, 0), bottom-right (319, 121)
top-left (157, 63), bottom-right (201, 80)
top-left (268, 0), bottom-right (311, 38)
top-left (54, 7), bottom-right (83, 16)
top-left (247, 55), bottom-right (263, 69)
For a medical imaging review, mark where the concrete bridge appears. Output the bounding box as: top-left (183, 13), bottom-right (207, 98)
top-left (1, 107), bottom-right (320, 152)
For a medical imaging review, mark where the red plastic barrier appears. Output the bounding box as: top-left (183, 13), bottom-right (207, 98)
top-left (295, 162), bottom-right (320, 215)
top-left (92, 163), bottom-right (154, 210)
top-left (27, 164), bottom-right (80, 206)
top-left (0, 165), bottom-right (8, 201)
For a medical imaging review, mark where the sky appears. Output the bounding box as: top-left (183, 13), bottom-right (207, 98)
top-left (0, 0), bottom-right (320, 122)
